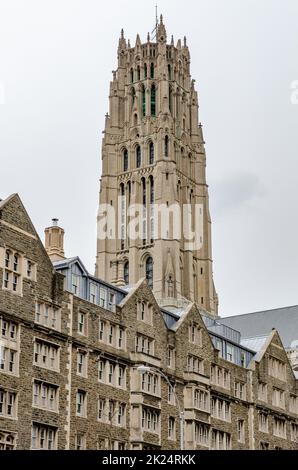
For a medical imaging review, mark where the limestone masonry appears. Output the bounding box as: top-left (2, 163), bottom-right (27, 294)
top-left (0, 18), bottom-right (298, 450)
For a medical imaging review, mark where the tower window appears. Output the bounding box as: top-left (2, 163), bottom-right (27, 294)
top-left (149, 176), bottom-right (154, 204)
top-left (168, 64), bottom-right (172, 80)
top-left (149, 141), bottom-right (154, 164)
top-left (150, 63), bottom-right (154, 79)
top-left (142, 177), bottom-right (146, 206)
top-left (146, 257), bottom-right (153, 289)
top-left (137, 66), bottom-right (141, 81)
top-left (151, 84), bottom-right (156, 117)
top-left (123, 149), bottom-right (128, 172)
top-left (165, 135), bottom-right (169, 157)
top-left (131, 87), bottom-right (136, 107)
top-left (169, 85), bottom-right (172, 114)
top-left (124, 262), bottom-right (129, 284)
top-left (142, 85), bottom-right (146, 117)
top-left (130, 68), bottom-right (134, 83)
top-left (144, 63), bottom-right (148, 79)
top-left (136, 145), bottom-right (141, 168)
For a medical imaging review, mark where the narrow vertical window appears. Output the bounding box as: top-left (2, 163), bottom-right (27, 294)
top-left (165, 135), bottom-right (169, 157)
top-left (150, 63), bottom-right (154, 79)
top-left (169, 85), bottom-right (172, 114)
top-left (136, 145), bottom-right (141, 168)
top-left (151, 84), bottom-right (156, 116)
top-left (131, 87), bottom-right (136, 107)
top-left (168, 64), bottom-right (172, 80)
top-left (142, 177), bottom-right (146, 244)
top-left (123, 149), bottom-right (128, 171)
top-left (124, 262), bottom-right (129, 284)
top-left (144, 63), bottom-right (147, 78)
top-left (137, 66), bottom-right (140, 81)
top-left (130, 68), bottom-right (134, 83)
top-left (146, 257), bottom-right (153, 289)
top-left (142, 85), bottom-right (146, 117)
top-left (149, 176), bottom-right (154, 243)
top-left (120, 183), bottom-right (125, 250)
top-left (149, 141), bottom-right (154, 164)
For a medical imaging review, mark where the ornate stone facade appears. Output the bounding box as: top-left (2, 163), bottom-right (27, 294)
top-left (95, 18), bottom-right (218, 315)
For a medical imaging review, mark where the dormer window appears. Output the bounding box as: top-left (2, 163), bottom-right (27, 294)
top-left (72, 274), bottom-right (80, 295)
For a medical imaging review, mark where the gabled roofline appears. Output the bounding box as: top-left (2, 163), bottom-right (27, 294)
top-left (0, 193), bottom-right (54, 272)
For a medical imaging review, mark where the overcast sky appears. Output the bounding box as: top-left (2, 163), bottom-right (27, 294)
top-left (1, 0), bottom-right (298, 317)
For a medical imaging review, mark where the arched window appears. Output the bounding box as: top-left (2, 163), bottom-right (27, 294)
top-left (149, 175), bottom-right (154, 204)
top-left (123, 149), bottom-right (128, 172)
top-left (149, 141), bottom-right (154, 164)
top-left (151, 84), bottom-right (156, 116)
top-left (144, 63), bottom-right (147, 79)
top-left (137, 66), bottom-right (140, 81)
top-left (168, 64), bottom-right (172, 80)
top-left (165, 135), bottom-right (169, 157)
top-left (127, 180), bottom-right (131, 203)
top-left (130, 68), bottom-right (134, 83)
top-left (120, 183), bottom-right (125, 250)
top-left (177, 180), bottom-right (181, 200)
top-left (13, 254), bottom-right (19, 271)
top-left (131, 87), bottom-right (136, 107)
top-left (124, 261), bottom-right (129, 284)
top-left (169, 85), bottom-right (172, 114)
top-left (142, 177), bottom-right (146, 206)
top-left (149, 176), bottom-right (154, 243)
top-left (5, 250), bottom-right (10, 268)
top-left (136, 145), bottom-right (141, 168)
top-left (150, 63), bottom-right (154, 79)
top-left (141, 84), bottom-right (146, 117)
top-left (146, 257), bottom-right (153, 288)
top-left (141, 178), bottom-right (146, 244)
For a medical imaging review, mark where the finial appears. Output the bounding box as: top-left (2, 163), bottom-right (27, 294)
top-left (184, 36), bottom-right (187, 47)
top-left (160, 14), bottom-right (163, 23)
top-left (147, 32), bottom-right (150, 42)
top-left (171, 35), bottom-right (174, 45)
top-left (121, 28), bottom-right (124, 39)
top-left (128, 39), bottom-right (131, 48)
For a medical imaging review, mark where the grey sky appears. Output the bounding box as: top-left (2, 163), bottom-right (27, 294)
top-left (1, 0), bottom-right (298, 317)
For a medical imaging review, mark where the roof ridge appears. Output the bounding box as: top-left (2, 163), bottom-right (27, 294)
top-left (222, 304), bottom-right (298, 319)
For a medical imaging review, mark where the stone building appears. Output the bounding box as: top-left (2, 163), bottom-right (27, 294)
top-left (1, 18), bottom-right (298, 452)
top-left (95, 17), bottom-right (218, 315)
top-left (0, 193), bottom-right (297, 450)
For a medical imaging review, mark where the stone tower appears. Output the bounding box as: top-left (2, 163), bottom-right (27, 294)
top-left (96, 16), bottom-right (218, 316)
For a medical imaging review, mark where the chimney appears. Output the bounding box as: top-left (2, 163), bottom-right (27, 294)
top-left (44, 218), bottom-right (65, 262)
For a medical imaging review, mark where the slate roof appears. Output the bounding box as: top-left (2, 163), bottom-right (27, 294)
top-left (240, 335), bottom-right (269, 352)
top-left (221, 305), bottom-right (298, 350)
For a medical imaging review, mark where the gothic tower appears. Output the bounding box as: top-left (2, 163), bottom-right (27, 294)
top-left (95, 17), bottom-right (218, 316)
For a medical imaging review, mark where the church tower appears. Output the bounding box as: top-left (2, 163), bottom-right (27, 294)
top-left (96, 17), bottom-right (219, 316)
